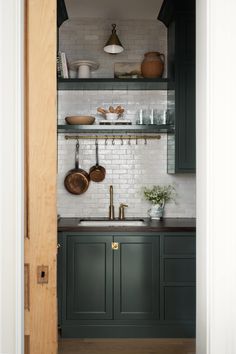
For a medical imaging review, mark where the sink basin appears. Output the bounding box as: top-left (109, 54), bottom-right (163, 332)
top-left (79, 219), bottom-right (146, 227)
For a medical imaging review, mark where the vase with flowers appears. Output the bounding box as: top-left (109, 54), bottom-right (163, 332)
top-left (143, 185), bottom-right (176, 219)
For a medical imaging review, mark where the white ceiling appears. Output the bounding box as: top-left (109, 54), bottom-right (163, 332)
top-left (65, 0), bottom-right (163, 20)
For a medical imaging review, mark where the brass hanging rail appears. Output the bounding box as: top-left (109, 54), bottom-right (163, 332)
top-left (64, 135), bottom-right (161, 140)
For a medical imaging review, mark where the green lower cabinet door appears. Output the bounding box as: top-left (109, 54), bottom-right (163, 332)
top-left (164, 286), bottom-right (196, 321)
top-left (66, 235), bottom-right (113, 320)
top-left (114, 236), bottom-right (159, 320)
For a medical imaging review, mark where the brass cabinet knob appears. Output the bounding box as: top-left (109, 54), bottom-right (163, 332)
top-left (112, 242), bottom-right (119, 250)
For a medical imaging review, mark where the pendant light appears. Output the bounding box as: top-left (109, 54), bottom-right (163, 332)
top-left (104, 24), bottom-right (124, 54)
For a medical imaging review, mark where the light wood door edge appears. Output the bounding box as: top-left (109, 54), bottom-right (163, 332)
top-left (24, 0), bottom-right (57, 353)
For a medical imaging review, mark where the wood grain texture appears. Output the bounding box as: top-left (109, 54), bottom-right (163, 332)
top-left (58, 339), bottom-right (196, 354)
top-left (25, 335), bottom-right (30, 354)
top-left (25, 0), bottom-right (57, 353)
top-left (24, 264), bottom-right (30, 310)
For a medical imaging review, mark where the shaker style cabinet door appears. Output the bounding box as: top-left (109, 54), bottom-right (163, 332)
top-left (113, 236), bottom-right (160, 320)
top-left (66, 235), bottom-right (113, 320)
top-left (161, 234), bottom-right (196, 323)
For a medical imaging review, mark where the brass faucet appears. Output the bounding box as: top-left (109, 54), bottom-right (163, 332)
top-left (109, 185), bottom-right (115, 220)
top-left (119, 203), bottom-right (128, 220)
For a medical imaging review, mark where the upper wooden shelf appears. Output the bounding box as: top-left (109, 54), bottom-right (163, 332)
top-left (57, 78), bottom-right (169, 91)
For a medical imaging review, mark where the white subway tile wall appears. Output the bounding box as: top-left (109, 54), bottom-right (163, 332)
top-left (59, 18), bottom-right (167, 78)
top-left (57, 19), bottom-right (196, 218)
top-left (58, 134), bottom-right (195, 217)
top-left (58, 90), bottom-right (168, 124)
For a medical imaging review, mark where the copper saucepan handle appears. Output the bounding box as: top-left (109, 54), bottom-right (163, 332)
top-left (75, 142), bottom-right (80, 169)
top-left (96, 140), bottom-right (99, 166)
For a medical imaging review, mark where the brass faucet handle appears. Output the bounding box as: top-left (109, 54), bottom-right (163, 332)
top-left (119, 203), bottom-right (128, 220)
top-left (120, 203), bottom-right (128, 208)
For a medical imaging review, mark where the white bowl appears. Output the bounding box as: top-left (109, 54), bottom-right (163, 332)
top-left (106, 113), bottom-right (119, 121)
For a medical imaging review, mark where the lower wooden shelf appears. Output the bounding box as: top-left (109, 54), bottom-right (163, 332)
top-left (57, 124), bottom-right (174, 134)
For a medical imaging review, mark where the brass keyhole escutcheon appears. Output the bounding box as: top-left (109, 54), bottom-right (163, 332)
top-left (112, 242), bottom-right (119, 250)
top-left (37, 265), bottom-right (49, 284)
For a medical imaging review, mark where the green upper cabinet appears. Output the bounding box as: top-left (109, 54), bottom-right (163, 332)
top-left (159, 0), bottom-right (196, 173)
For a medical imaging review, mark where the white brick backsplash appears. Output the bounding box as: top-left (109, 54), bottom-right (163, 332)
top-left (59, 18), bottom-right (167, 78)
top-left (57, 134), bottom-right (196, 218)
top-left (58, 18), bottom-right (196, 218)
top-left (58, 90), bottom-right (168, 124)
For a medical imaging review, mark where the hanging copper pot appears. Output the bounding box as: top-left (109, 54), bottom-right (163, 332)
top-left (64, 142), bottom-right (90, 195)
top-left (89, 140), bottom-right (106, 182)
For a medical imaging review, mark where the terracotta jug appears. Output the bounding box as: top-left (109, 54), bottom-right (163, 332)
top-left (141, 52), bottom-right (165, 78)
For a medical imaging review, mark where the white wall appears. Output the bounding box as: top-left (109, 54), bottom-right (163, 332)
top-left (0, 0), bottom-right (24, 353)
top-left (196, 0), bottom-right (236, 353)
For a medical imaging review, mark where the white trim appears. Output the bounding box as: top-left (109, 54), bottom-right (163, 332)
top-left (0, 0), bottom-right (24, 353)
top-left (196, 1), bottom-right (236, 353)
top-left (2, 1), bottom-right (236, 353)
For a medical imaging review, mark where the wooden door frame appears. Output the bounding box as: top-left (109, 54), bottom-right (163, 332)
top-left (24, 0), bottom-right (57, 353)
top-left (3, 0), bottom-right (236, 353)
top-left (0, 0), bottom-right (24, 353)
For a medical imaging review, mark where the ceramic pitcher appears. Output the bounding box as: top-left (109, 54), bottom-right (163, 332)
top-left (141, 52), bottom-right (165, 78)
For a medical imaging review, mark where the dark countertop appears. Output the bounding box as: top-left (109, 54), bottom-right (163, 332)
top-left (58, 217), bottom-right (196, 232)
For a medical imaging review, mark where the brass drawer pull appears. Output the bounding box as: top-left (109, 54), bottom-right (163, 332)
top-left (112, 242), bottom-right (119, 250)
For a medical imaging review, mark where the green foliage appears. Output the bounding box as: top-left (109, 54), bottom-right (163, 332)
top-left (143, 185), bottom-right (176, 205)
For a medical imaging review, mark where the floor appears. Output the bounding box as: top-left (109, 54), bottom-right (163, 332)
top-left (58, 339), bottom-right (196, 354)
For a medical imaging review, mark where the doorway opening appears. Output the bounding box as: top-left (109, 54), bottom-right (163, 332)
top-left (57, 0), bottom-right (196, 353)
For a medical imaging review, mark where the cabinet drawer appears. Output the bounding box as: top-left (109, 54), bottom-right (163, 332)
top-left (164, 235), bottom-right (195, 255)
top-left (164, 258), bottom-right (196, 282)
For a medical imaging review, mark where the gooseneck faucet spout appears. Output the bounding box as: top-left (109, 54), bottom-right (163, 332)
top-left (109, 185), bottom-right (115, 220)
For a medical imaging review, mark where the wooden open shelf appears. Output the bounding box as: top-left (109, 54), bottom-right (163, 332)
top-left (58, 78), bottom-right (169, 91)
top-left (57, 124), bottom-right (174, 134)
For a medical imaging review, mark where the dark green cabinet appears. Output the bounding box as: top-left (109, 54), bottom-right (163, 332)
top-left (58, 232), bottom-right (196, 338)
top-left (160, 233), bottom-right (196, 329)
top-left (159, 0), bottom-right (196, 173)
top-left (114, 236), bottom-right (159, 320)
top-left (66, 236), bottom-right (113, 320)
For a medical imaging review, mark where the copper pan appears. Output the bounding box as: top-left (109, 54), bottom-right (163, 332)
top-left (89, 140), bottom-right (106, 182)
top-left (64, 142), bottom-right (90, 195)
